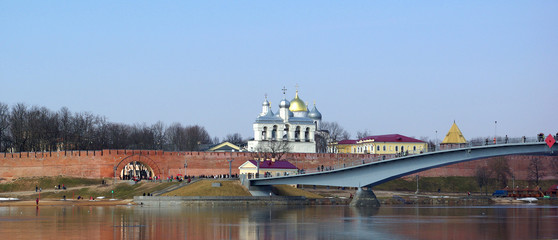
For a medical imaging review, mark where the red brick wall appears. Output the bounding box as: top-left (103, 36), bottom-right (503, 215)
top-left (0, 150), bottom-right (556, 181)
top-left (415, 155), bottom-right (557, 181)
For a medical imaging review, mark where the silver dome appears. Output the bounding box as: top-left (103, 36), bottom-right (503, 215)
top-left (279, 98), bottom-right (290, 108)
top-left (308, 105), bottom-right (322, 120)
top-left (262, 99), bottom-right (270, 106)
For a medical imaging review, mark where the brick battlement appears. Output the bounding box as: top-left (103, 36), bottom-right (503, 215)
top-left (0, 149), bottom-right (556, 182)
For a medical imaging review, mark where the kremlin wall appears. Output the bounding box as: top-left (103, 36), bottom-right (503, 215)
top-left (0, 149), bottom-right (556, 183)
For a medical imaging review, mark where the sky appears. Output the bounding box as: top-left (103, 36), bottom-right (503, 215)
top-left (1, 1), bottom-right (557, 142)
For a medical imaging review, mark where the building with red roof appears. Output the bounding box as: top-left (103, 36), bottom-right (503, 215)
top-left (238, 159), bottom-right (298, 178)
top-left (329, 134), bottom-right (428, 155)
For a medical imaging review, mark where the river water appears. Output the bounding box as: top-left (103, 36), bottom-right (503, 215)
top-left (0, 204), bottom-right (557, 239)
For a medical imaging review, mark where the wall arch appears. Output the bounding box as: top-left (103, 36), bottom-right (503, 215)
top-left (115, 154), bottom-right (162, 178)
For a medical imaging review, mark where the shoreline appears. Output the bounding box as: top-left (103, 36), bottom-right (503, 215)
top-left (2, 197), bottom-right (557, 207)
top-left (0, 199), bottom-right (134, 207)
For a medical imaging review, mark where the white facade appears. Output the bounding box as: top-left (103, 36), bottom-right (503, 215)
top-left (247, 90), bottom-right (322, 153)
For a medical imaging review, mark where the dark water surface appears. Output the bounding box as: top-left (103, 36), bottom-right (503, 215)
top-left (0, 204), bottom-right (557, 239)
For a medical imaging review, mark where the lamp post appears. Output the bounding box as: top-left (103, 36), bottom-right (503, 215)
top-left (494, 121), bottom-right (497, 144)
top-left (435, 130), bottom-right (438, 151)
top-left (113, 166), bottom-right (117, 185)
top-left (227, 159), bottom-right (234, 178)
top-left (256, 158), bottom-right (260, 178)
top-left (415, 174), bottom-right (418, 194)
top-left (184, 159), bottom-right (188, 177)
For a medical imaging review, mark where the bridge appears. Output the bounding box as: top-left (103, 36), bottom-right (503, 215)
top-left (249, 142), bottom-right (558, 207)
top-left (247, 141), bottom-right (557, 206)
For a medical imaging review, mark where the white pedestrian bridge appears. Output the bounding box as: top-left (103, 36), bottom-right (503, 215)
top-left (249, 141), bottom-right (557, 188)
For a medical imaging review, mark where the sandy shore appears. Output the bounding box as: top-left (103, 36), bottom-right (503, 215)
top-left (0, 199), bottom-right (134, 207)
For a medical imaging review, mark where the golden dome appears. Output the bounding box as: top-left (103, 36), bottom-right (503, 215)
top-left (289, 91), bottom-right (308, 112)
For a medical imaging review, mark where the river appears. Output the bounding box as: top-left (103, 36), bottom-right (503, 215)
top-left (0, 204), bottom-right (557, 239)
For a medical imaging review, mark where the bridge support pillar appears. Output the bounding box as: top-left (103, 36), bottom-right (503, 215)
top-left (349, 187), bottom-right (380, 208)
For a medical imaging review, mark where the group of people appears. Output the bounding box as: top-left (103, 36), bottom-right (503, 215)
top-left (34, 184), bottom-right (66, 192)
top-left (316, 165), bottom-right (334, 172)
top-left (537, 132), bottom-right (558, 142)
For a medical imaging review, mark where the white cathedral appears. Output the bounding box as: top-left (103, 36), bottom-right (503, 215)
top-left (247, 89), bottom-right (322, 153)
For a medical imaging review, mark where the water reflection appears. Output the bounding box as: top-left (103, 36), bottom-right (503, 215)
top-left (0, 205), bottom-right (557, 239)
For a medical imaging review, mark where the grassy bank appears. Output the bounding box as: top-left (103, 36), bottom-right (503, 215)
top-left (0, 176), bottom-right (101, 193)
top-left (163, 180), bottom-right (251, 197)
top-left (34, 182), bottom-right (178, 200)
top-left (3, 176), bottom-right (555, 201)
top-left (0, 176), bottom-right (179, 200)
top-left (273, 185), bottom-right (324, 198)
top-left (374, 176), bottom-right (558, 194)
top-left (163, 180), bottom-right (325, 198)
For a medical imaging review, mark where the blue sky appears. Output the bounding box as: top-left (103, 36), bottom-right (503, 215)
top-left (1, 1), bottom-right (557, 142)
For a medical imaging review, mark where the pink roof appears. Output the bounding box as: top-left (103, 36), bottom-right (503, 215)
top-left (337, 139), bottom-right (357, 144)
top-left (336, 134), bottom-right (424, 145)
top-left (248, 160), bottom-right (297, 169)
top-left (359, 134), bottom-right (424, 143)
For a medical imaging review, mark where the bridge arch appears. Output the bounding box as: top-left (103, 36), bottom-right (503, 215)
top-left (115, 154), bottom-right (162, 180)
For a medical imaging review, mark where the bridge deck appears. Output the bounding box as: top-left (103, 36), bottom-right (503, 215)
top-left (249, 142), bottom-right (557, 188)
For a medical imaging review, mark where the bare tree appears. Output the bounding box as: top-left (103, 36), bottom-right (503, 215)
top-left (0, 103), bottom-right (10, 152)
top-left (72, 112), bottom-right (99, 150)
top-left (550, 158), bottom-right (558, 179)
top-left (251, 140), bottom-right (292, 161)
top-left (165, 122), bottom-right (186, 151)
top-left (106, 123), bottom-right (131, 149)
top-left (419, 136), bottom-right (436, 152)
top-left (321, 121), bottom-right (350, 142)
top-left (265, 140), bottom-right (291, 161)
top-left (0, 103), bottom-right (217, 152)
top-left (251, 144), bottom-right (270, 161)
top-left (58, 107), bottom-right (72, 150)
top-left (9, 103), bottom-right (28, 152)
top-left (152, 121), bottom-right (165, 150)
top-left (314, 131), bottom-right (328, 153)
top-left (475, 166), bottom-right (490, 195)
top-left (528, 157), bottom-right (546, 186)
top-left (26, 106), bottom-right (59, 151)
top-left (184, 125), bottom-right (211, 151)
top-left (128, 123), bottom-right (155, 149)
top-left (488, 157), bottom-right (512, 188)
top-left (356, 130), bottom-right (371, 139)
top-left (224, 133), bottom-right (244, 146)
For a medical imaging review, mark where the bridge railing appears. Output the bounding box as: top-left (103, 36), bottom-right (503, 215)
top-left (250, 135), bottom-right (554, 179)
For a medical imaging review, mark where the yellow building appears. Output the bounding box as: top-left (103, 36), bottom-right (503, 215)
top-left (238, 160), bottom-right (298, 178)
top-left (440, 121), bottom-right (467, 149)
top-left (330, 134), bottom-right (428, 155)
top-left (329, 140), bottom-right (355, 153)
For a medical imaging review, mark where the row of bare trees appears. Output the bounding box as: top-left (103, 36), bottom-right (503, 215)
top-left (475, 157), bottom-right (558, 194)
top-left (0, 102), bottom-right (213, 152)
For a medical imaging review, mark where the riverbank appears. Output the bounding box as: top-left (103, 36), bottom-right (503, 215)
top-left (1, 177), bottom-right (557, 207)
top-left (0, 199), bottom-right (133, 206)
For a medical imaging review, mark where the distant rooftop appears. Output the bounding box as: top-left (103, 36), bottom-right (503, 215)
top-left (336, 134), bottom-right (424, 145)
top-left (442, 122), bottom-right (467, 144)
top-left (247, 160), bottom-right (297, 169)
